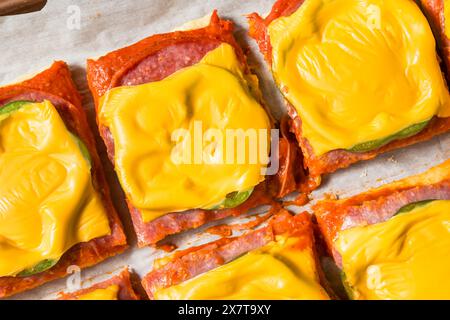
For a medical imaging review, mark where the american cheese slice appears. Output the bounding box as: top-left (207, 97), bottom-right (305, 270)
top-left (268, 0), bottom-right (450, 156)
top-left (445, 0), bottom-right (450, 38)
top-left (77, 284), bottom-right (119, 300)
top-left (335, 200), bottom-right (450, 300)
top-left (0, 101), bottom-right (111, 277)
top-left (153, 236), bottom-right (330, 300)
top-left (99, 43), bottom-right (271, 222)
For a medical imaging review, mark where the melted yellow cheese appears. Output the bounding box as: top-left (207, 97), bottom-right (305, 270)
top-left (268, 0), bottom-right (450, 156)
top-left (0, 101), bottom-right (111, 277)
top-left (335, 200), bottom-right (450, 300)
top-left (445, 0), bottom-right (450, 37)
top-left (99, 43), bottom-right (271, 222)
top-left (77, 284), bottom-right (119, 300)
top-left (154, 236), bottom-right (330, 300)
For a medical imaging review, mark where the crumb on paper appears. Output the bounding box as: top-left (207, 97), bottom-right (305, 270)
top-left (157, 243), bottom-right (177, 252)
top-left (360, 169), bottom-right (368, 177)
top-left (387, 156), bottom-right (397, 163)
top-left (88, 12), bottom-right (102, 20)
top-left (323, 192), bottom-right (339, 201)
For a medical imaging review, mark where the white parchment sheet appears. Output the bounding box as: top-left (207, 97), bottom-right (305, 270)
top-left (1, 0), bottom-right (449, 299)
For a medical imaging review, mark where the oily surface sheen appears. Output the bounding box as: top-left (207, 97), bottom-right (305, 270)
top-left (99, 44), bottom-right (271, 222)
top-left (269, 0), bottom-right (450, 155)
top-left (154, 237), bottom-right (330, 300)
top-left (0, 101), bottom-right (111, 277)
top-left (77, 285), bottom-right (119, 300)
top-left (336, 200), bottom-right (450, 300)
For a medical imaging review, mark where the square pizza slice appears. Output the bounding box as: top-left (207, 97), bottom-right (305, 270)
top-left (142, 211), bottom-right (332, 300)
top-left (87, 11), bottom-right (308, 247)
top-left (0, 62), bottom-right (127, 298)
top-left (249, 0), bottom-right (450, 182)
top-left (314, 159), bottom-right (450, 299)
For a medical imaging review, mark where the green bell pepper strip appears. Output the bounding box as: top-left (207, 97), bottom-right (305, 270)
top-left (394, 199), bottom-right (435, 216)
top-left (70, 133), bottom-right (92, 165)
top-left (209, 188), bottom-right (254, 210)
top-left (0, 100), bottom-right (33, 121)
top-left (340, 271), bottom-right (355, 300)
top-left (17, 259), bottom-right (58, 277)
top-left (348, 120), bottom-right (430, 153)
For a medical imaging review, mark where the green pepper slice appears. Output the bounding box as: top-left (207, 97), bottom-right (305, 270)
top-left (348, 120), bottom-right (430, 153)
top-left (209, 188), bottom-right (254, 210)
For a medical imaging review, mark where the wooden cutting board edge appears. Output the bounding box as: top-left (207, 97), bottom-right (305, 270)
top-left (0, 0), bottom-right (47, 16)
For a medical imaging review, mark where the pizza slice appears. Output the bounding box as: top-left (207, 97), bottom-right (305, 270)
top-left (142, 211), bottom-right (331, 300)
top-left (0, 62), bottom-right (127, 298)
top-left (249, 0), bottom-right (450, 182)
top-left (87, 11), bottom-right (307, 247)
top-left (315, 160), bottom-right (450, 299)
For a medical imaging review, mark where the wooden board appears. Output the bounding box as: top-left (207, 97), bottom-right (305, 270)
top-left (0, 0), bottom-right (46, 16)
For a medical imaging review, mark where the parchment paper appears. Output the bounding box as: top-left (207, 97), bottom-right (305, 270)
top-left (1, 0), bottom-right (449, 299)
